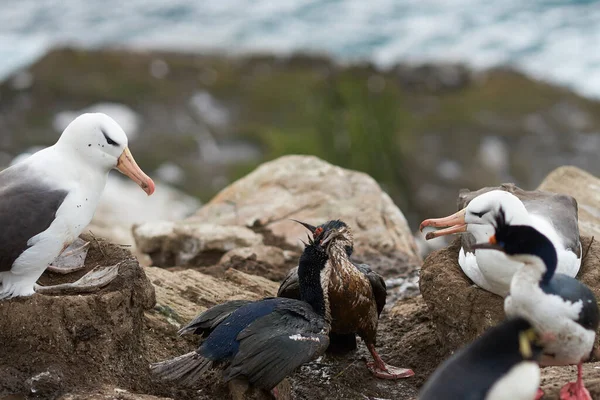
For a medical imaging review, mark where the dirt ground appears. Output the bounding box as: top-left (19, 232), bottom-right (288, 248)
top-left (3, 236), bottom-right (597, 400)
top-left (140, 296), bottom-right (437, 400)
top-left (0, 235), bottom-right (155, 399)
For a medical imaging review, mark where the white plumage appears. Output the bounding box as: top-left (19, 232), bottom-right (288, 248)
top-left (422, 190), bottom-right (581, 297)
top-left (0, 113), bottom-right (154, 299)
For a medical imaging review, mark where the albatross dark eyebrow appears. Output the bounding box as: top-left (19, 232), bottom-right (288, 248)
top-left (470, 209), bottom-right (489, 218)
top-left (101, 128), bottom-right (119, 146)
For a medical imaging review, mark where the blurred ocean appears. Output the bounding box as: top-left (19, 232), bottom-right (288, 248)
top-left (1, 0), bottom-right (600, 98)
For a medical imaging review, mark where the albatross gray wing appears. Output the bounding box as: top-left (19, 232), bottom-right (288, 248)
top-left (0, 164), bottom-right (68, 272)
top-left (457, 184), bottom-right (580, 257)
top-left (521, 193), bottom-right (580, 257)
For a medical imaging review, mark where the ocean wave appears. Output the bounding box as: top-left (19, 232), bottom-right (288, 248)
top-left (1, 0), bottom-right (600, 98)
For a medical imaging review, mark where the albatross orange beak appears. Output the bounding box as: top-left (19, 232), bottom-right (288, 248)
top-left (419, 209), bottom-right (467, 240)
top-left (116, 147), bottom-right (155, 196)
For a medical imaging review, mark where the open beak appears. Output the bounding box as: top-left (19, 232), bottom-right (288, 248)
top-left (419, 209), bottom-right (467, 240)
top-left (320, 230), bottom-right (338, 247)
top-left (290, 219), bottom-right (317, 233)
top-left (470, 235), bottom-right (504, 251)
top-left (116, 147), bottom-right (155, 196)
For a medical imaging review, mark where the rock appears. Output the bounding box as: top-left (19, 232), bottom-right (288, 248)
top-left (135, 155), bottom-right (421, 277)
top-left (144, 265), bottom-right (278, 323)
top-left (219, 245), bottom-right (287, 267)
top-left (420, 168), bottom-right (600, 355)
top-left (26, 370), bottom-right (63, 399)
top-left (0, 235), bottom-right (156, 397)
top-left (419, 238), bottom-right (506, 354)
top-left (87, 175), bottom-right (200, 262)
top-left (133, 222), bottom-right (263, 268)
top-left (208, 245), bottom-right (297, 282)
top-left (537, 166), bottom-right (600, 238)
top-left (58, 387), bottom-right (174, 400)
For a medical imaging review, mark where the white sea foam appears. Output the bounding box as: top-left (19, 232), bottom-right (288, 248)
top-left (1, 0), bottom-right (600, 98)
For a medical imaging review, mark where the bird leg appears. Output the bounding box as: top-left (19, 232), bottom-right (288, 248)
top-left (46, 238), bottom-right (90, 274)
top-left (270, 378), bottom-right (292, 400)
top-left (35, 264), bottom-right (120, 296)
top-left (535, 388), bottom-right (545, 399)
top-left (365, 343), bottom-right (414, 380)
top-left (559, 363), bottom-right (592, 400)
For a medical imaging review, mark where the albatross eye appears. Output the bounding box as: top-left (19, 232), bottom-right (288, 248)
top-left (101, 129), bottom-right (119, 146)
top-left (470, 210), bottom-right (488, 218)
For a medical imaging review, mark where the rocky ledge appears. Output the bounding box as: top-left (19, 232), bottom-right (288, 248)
top-left (1, 157), bottom-right (599, 400)
top-left (420, 165), bottom-right (600, 399)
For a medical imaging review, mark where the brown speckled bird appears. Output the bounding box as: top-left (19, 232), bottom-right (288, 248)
top-left (279, 219), bottom-right (414, 379)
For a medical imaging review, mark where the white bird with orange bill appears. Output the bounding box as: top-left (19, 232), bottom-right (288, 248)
top-left (419, 189), bottom-right (581, 297)
top-left (0, 113), bottom-right (155, 299)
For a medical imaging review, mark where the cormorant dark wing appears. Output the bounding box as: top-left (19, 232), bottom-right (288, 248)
top-left (353, 262), bottom-right (387, 316)
top-left (278, 263), bottom-right (387, 316)
top-left (224, 304), bottom-right (329, 390)
top-left (543, 274), bottom-right (599, 332)
top-left (277, 266), bottom-right (300, 299)
top-left (178, 299), bottom-right (254, 336)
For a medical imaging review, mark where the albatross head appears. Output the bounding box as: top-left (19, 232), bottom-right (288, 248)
top-left (419, 190), bottom-right (527, 240)
top-left (56, 113), bottom-right (155, 195)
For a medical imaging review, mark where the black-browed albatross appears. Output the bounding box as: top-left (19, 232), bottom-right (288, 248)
top-left (420, 186), bottom-right (581, 297)
top-left (0, 112), bottom-right (155, 299)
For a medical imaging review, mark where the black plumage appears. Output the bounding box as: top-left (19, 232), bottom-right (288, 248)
top-left (280, 219), bottom-right (413, 379)
top-left (279, 262), bottom-right (386, 316)
top-left (151, 297), bottom-right (329, 391)
top-left (477, 208), bottom-right (599, 334)
top-left (278, 233), bottom-right (386, 353)
top-left (419, 317), bottom-right (544, 400)
top-left (471, 208), bottom-right (600, 400)
top-left (151, 226), bottom-right (334, 396)
top-left (177, 300), bottom-right (254, 337)
top-left (279, 261), bottom-right (386, 353)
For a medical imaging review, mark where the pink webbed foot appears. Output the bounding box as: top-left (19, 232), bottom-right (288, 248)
top-left (535, 388), bottom-right (544, 400)
top-left (366, 361), bottom-right (415, 379)
top-left (366, 343), bottom-right (414, 380)
top-left (559, 382), bottom-right (592, 400)
top-left (559, 363), bottom-right (592, 400)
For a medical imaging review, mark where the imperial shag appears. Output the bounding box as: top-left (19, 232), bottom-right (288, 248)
top-left (471, 208), bottom-right (599, 400)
